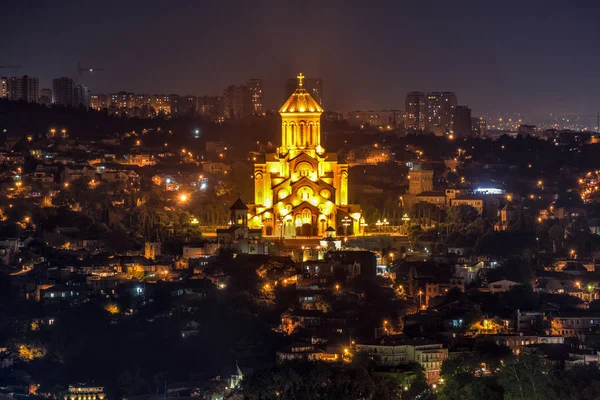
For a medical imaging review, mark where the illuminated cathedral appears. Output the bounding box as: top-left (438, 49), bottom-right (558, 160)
top-left (247, 73), bottom-right (362, 238)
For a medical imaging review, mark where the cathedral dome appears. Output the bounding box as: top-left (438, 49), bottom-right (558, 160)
top-left (279, 73), bottom-right (324, 114)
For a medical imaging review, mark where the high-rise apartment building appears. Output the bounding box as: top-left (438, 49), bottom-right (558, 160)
top-left (405, 92), bottom-right (427, 132)
top-left (0, 77), bottom-right (7, 98)
top-left (223, 85), bottom-right (251, 118)
top-left (73, 84), bottom-right (91, 108)
top-left (52, 77), bottom-right (74, 106)
top-left (110, 92), bottom-right (135, 109)
top-left (452, 106), bottom-right (472, 137)
top-left (7, 75), bottom-right (39, 102)
top-left (518, 124), bottom-right (538, 137)
top-left (150, 95), bottom-right (171, 115)
top-left (426, 92), bottom-right (457, 135)
top-left (247, 78), bottom-right (263, 115)
top-left (471, 117), bottom-right (487, 137)
top-left (197, 95), bottom-right (223, 120)
top-left (285, 77), bottom-right (323, 107)
top-left (133, 94), bottom-right (151, 110)
top-left (39, 88), bottom-right (52, 106)
top-left (90, 94), bottom-right (110, 111)
top-left (345, 110), bottom-right (404, 130)
top-left (405, 91), bottom-right (457, 134)
top-left (171, 95), bottom-right (197, 116)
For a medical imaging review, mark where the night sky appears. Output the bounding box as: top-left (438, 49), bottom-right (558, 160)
top-left (2, 0), bottom-right (600, 115)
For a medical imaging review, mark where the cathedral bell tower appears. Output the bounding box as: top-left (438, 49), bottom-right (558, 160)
top-left (279, 73), bottom-right (324, 159)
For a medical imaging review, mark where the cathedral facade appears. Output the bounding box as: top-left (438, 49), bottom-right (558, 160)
top-left (247, 73), bottom-right (362, 238)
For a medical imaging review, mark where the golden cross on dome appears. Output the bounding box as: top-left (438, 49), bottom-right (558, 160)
top-left (297, 72), bottom-right (304, 87)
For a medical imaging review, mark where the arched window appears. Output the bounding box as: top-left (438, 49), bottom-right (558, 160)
top-left (290, 123), bottom-right (296, 144)
top-left (299, 123), bottom-right (305, 145)
top-left (298, 186), bottom-right (313, 200)
top-left (302, 209), bottom-right (311, 223)
top-left (296, 162), bottom-right (312, 177)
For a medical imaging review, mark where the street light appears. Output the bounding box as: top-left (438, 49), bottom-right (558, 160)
top-left (278, 215), bottom-right (285, 242)
top-left (179, 194), bottom-right (188, 203)
top-left (402, 213), bottom-right (410, 225)
top-left (360, 218), bottom-right (368, 234)
top-left (342, 216), bottom-right (351, 237)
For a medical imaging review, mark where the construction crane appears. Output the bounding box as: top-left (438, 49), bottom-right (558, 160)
top-left (0, 65), bottom-right (22, 73)
top-left (76, 62), bottom-right (104, 77)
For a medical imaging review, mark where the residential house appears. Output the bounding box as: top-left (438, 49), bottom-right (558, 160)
top-left (488, 279), bottom-right (519, 293)
top-left (276, 343), bottom-right (339, 363)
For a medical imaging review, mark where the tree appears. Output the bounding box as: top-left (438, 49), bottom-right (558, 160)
top-left (407, 225), bottom-right (423, 249)
top-left (410, 203), bottom-right (443, 227)
top-left (499, 355), bottom-right (554, 400)
top-left (446, 204), bottom-right (479, 231)
top-left (552, 365), bottom-right (600, 400)
top-left (243, 361), bottom-right (399, 400)
top-left (438, 374), bottom-right (503, 400)
top-left (117, 367), bottom-right (150, 397)
top-left (548, 224), bottom-right (565, 253)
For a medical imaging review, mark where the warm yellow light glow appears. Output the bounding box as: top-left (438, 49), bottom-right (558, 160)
top-left (250, 72), bottom-right (361, 236)
top-left (179, 194), bottom-right (188, 202)
top-left (104, 303), bottom-right (120, 314)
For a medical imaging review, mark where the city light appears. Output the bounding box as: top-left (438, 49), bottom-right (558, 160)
top-left (4, 20), bottom-right (597, 395)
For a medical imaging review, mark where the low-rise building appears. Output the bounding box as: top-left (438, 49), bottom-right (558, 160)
top-left (415, 191), bottom-right (447, 208)
top-left (276, 343), bottom-right (339, 363)
top-left (356, 338), bottom-right (447, 383)
top-left (425, 279), bottom-right (464, 305)
top-left (64, 384), bottom-right (105, 400)
top-left (451, 195), bottom-right (484, 215)
top-left (488, 279), bottom-right (519, 293)
top-left (405, 340), bottom-right (448, 384)
top-left (552, 311), bottom-right (600, 337)
top-left (356, 338), bottom-right (409, 366)
top-left (481, 334), bottom-right (564, 355)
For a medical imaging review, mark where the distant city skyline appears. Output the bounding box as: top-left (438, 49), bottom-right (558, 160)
top-left (2, 1), bottom-right (600, 116)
